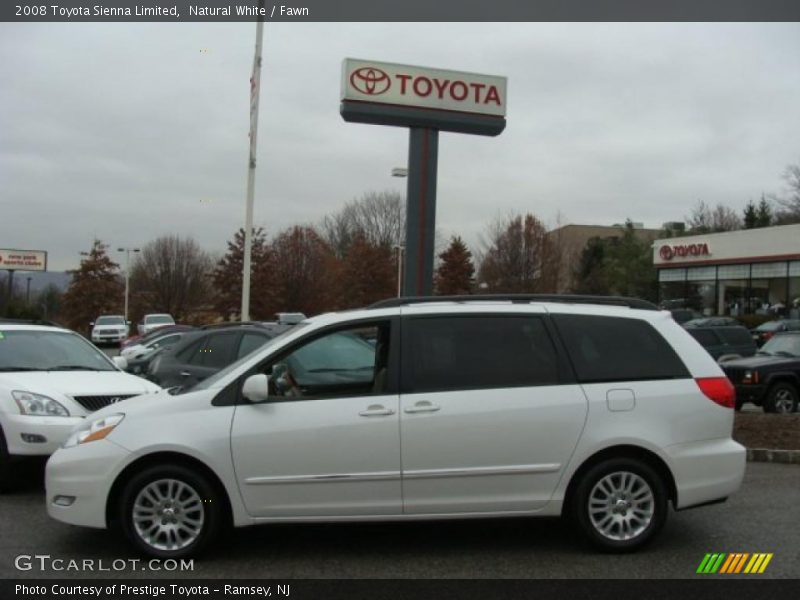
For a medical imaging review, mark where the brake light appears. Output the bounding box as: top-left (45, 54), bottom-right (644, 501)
top-left (696, 377), bottom-right (736, 408)
top-left (762, 332), bottom-right (774, 342)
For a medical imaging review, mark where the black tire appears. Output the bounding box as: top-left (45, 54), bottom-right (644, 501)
top-left (119, 464), bottom-right (222, 558)
top-left (763, 382), bottom-right (799, 414)
top-left (571, 457), bottom-right (668, 552)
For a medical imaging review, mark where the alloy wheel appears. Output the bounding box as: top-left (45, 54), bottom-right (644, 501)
top-left (588, 471), bottom-right (655, 541)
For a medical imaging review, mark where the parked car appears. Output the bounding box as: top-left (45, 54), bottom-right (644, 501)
top-left (120, 329), bottom-right (192, 361)
top-left (683, 316), bottom-right (740, 328)
top-left (46, 294), bottom-right (745, 558)
top-left (751, 319), bottom-right (800, 347)
top-left (121, 324), bottom-right (195, 351)
top-left (721, 331), bottom-right (800, 413)
top-left (146, 323), bottom-right (283, 390)
top-left (90, 315), bottom-right (130, 346)
top-left (137, 313), bottom-right (175, 336)
top-left (668, 308), bottom-right (703, 325)
top-left (274, 312), bottom-right (307, 325)
top-left (683, 325), bottom-right (757, 362)
top-left (0, 323), bottom-right (161, 491)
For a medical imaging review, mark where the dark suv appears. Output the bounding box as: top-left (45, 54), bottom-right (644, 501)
top-left (683, 324), bottom-right (757, 362)
top-left (721, 332), bottom-right (800, 413)
top-left (146, 323), bottom-right (285, 389)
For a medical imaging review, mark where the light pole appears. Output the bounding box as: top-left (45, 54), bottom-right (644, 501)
top-left (393, 245), bottom-right (404, 297)
top-left (26, 277), bottom-right (32, 305)
top-left (117, 247), bottom-right (140, 324)
top-left (392, 167), bottom-right (408, 297)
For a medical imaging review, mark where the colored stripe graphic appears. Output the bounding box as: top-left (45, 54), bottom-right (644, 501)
top-left (698, 553), bottom-right (773, 574)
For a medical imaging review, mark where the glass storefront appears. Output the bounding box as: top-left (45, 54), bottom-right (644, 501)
top-left (658, 261), bottom-right (800, 317)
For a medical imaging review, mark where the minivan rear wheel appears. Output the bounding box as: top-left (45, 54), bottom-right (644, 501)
top-left (572, 458), bottom-right (667, 552)
top-left (119, 464), bottom-right (221, 558)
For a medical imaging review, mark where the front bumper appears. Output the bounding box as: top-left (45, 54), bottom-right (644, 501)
top-left (665, 437), bottom-right (746, 509)
top-left (733, 384), bottom-right (766, 406)
top-left (91, 332), bottom-right (127, 343)
top-left (46, 439), bottom-right (130, 529)
top-left (1, 414), bottom-right (84, 456)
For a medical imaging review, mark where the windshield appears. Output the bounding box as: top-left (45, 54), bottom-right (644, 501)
top-left (96, 316), bottom-right (125, 326)
top-left (183, 323), bottom-right (308, 393)
top-left (760, 335), bottom-right (800, 357)
top-left (0, 330), bottom-right (116, 372)
top-left (147, 315), bottom-right (174, 324)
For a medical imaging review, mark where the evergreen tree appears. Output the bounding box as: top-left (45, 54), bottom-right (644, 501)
top-left (755, 195), bottom-right (773, 228)
top-left (61, 240), bottom-right (123, 333)
top-left (435, 236), bottom-right (475, 295)
top-left (743, 200), bottom-right (758, 229)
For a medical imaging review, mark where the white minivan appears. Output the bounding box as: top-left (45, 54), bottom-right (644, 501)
top-left (45, 296), bottom-right (745, 557)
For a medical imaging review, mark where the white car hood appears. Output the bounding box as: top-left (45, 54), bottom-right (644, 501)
top-left (1, 371), bottom-right (160, 399)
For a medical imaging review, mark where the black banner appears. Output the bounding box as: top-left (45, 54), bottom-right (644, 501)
top-left (2, 0), bottom-right (800, 22)
top-left (3, 579), bottom-right (800, 600)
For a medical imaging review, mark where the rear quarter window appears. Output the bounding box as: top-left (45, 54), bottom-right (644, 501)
top-left (717, 327), bottom-right (755, 346)
top-left (687, 329), bottom-right (720, 347)
top-left (552, 314), bottom-right (690, 383)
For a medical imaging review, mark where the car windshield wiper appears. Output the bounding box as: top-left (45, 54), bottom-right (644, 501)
top-left (772, 351), bottom-right (798, 358)
top-left (755, 351), bottom-right (772, 356)
top-left (47, 365), bottom-right (104, 371)
top-left (0, 367), bottom-right (47, 372)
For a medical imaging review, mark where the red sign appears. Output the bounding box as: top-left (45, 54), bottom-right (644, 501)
top-left (659, 243), bottom-right (711, 261)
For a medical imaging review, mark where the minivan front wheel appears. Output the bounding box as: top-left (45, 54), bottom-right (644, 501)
top-left (572, 458), bottom-right (667, 551)
top-left (119, 464), bottom-right (221, 558)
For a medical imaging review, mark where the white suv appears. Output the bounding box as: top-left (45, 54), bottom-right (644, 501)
top-left (45, 295), bottom-right (745, 557)
top-left (0, 323), bottom-right (162, 490)
top-left (90, 315), bottom-right (129, 345)
top-left (137, 314), bottom-right (175, 336)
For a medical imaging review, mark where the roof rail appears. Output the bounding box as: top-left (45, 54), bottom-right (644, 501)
top-left (0, 318), bottom-right (62, 326)
top-left (369, 294), bottom-right (659, 311)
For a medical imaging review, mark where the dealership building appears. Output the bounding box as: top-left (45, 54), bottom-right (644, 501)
top-left (653, 223), bottom-right (800, 318)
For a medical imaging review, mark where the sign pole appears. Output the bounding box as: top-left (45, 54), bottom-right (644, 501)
top-left (403, 128), bottom-right (439, 296)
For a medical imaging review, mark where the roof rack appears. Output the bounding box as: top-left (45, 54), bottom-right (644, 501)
top-left (200, 321), bottom-right (269, 330)
top-left (369, 294), bottom-right (659, 311)
top-left (0, 318), bottom-right (62, 326)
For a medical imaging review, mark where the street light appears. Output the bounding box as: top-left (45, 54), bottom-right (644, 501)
top-left (392, 167), bottom-right (408, 296)
top-left (117, 247), bottom-right (140, 324)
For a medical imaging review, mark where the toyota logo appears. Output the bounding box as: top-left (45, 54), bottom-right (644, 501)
top-left (659, 245), bottom-right (674, 261)
top-left (350, 67), bottom-right (391, 96)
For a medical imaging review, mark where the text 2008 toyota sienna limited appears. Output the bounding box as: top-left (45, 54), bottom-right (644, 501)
top-left (46, 296), bottom-right (746, 558)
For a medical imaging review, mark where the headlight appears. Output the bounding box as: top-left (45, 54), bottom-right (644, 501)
top-left (742, 370), bottom-right (760, 384)
top-left (12, 391), bottom-right (70, 417)
top-left (63, 413), bottom-right (125, 448)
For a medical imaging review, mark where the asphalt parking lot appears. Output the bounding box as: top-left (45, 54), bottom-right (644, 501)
top-left (0, 461), bottom-right (797, 579)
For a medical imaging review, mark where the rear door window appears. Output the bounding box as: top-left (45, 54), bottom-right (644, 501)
top-left (402, 316), bottom-right (560, 394)
top-left (552, 315), bottom-right (689, 383)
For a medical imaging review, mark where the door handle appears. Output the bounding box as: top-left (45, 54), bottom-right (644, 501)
top-left (404, 401), bottom-right (441, 414)
top-left (358, 404), bottom-right (396, 417)
top-left (180, 371), bottom-right (192, 378)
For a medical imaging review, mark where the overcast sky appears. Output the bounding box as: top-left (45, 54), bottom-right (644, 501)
top-left (1, 22), bottom-right (799, 271)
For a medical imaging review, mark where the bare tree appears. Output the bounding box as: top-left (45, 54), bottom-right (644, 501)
top-left (685, 200), bottom-right (742, 233)
top-left (321, 191), bottom-right (405, 257)
top-left (774, 161), bottom-right (800, 224)
top-left (130, 235), bottom-right (214, 321)
top-left (477, 213), bottom-right (558, 293)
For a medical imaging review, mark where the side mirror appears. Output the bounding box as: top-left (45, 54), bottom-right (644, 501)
top-left (242, 374), bottom-right (270, 403)
top-left (112, 356), bottom-right (128, 371)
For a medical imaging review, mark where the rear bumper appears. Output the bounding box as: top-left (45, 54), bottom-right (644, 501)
top-left (665, 438), bottom-right (746, 509)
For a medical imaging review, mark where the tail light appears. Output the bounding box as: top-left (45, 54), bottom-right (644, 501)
top-left (762, 332), bottom-right (774, 342)
top-left (696, 377), bottom-right (736, 408)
